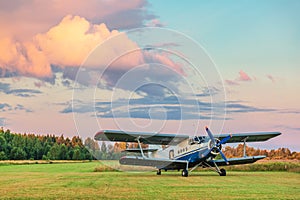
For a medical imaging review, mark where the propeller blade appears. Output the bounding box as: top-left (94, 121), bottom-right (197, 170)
top-left (201, 148), bottom-right (212, 158)
top-left (205, 126), bottom-right (216, 145)
top-left (219, 150), bottom-right (229, 165)
top-left (218, 134), bottom-right (232, 145)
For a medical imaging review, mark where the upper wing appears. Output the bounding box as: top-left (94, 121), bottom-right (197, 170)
top-left (217, 131), bottom-right (281, 143)
top-left (94, 130), bottom-right (189, 145)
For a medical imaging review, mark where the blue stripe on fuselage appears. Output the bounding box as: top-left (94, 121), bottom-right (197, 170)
top-left (174, 147), bottom-right (207, 163)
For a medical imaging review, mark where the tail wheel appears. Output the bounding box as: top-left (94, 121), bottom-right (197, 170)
top-left (219, 168), bottom-right (226, 176)
top-left (181, 169), bottom-right (188, 177)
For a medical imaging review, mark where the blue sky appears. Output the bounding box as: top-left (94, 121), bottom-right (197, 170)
top-left (150, 0), bottom-right (300, 75)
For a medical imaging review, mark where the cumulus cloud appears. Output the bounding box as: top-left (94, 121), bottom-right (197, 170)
top-left (0, 15), bottom-right (180, 81)
top-left (35, 15), bottom-right (121, 68)
top-left (0, 37), bottom-right (51, 78)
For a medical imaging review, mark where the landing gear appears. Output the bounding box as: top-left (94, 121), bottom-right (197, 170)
top-left (181, 169), bottom-right (189, 177)
top-left (202, 162), bottom-right (227, 176)
top-left (156, 169), bottom-right (161, 175)
top-left (219, 168), bottom-right (226, 176)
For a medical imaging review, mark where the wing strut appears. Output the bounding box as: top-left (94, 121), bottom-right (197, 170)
top-left (243, 137), bottom-right (249, 157)
top-left (137, 136), bottom-right (145, 158)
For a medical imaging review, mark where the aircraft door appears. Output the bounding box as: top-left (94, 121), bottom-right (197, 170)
top-left (169, 150), bottom-right (174, 159)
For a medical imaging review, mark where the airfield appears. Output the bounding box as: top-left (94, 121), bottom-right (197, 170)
top-left (0, 161), bottom-right (299, 199)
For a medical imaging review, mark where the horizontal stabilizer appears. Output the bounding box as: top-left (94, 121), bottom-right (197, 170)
top-left (209, 155), bottom-right (266, 166)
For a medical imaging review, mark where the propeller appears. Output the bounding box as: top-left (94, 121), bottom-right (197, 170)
top-left (205, 126), bottom-right (231, 164)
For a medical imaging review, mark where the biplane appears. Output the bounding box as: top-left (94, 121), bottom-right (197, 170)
top-left (94, 127), bottom-right (281, 177)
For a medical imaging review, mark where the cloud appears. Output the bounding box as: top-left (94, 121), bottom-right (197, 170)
top-left (143, 51), bottom-right (184, 75)
top-left (6, 89), bottom-right (42, 97)
top-left (226, 102), bottom-right (276, 113)
top-left (0, 37), bottom-right (52, 78)
top-left (0, 103), bottom-right (32, 112)
top-left (0, 0), bottom-right (155, 40)
top-left (0, 82), bottom-right (42, 97)
top-left (196, 87), bottom-right (220, 97)
top-left (0, 82), bottom-right (10, 92)
top-left (14, 104), bottom-right (33, 112)
top-left (35, 15), bottom-right (122, 68)
top-left (62, 92), bottom-right (276, 121)
top-left (279, 109), bottom-right (300, 114)
top-left (0, 1), bottom-right (174, 81)
top-left (100, 5), bottom-right (157, 30)
top-left (225, 70), bottom-right (252, 86)
top-left (0, 103), bottom-right (11, 111)
top-left (238, 70), bottom-right (252, 81)
top-left (0, 15), bottom-right (182, 83)
top-left (0, 15), bottom-right (136, 78)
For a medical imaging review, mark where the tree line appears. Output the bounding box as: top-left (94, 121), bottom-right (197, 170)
top-left (0, 128), bottom-right (124, 160)
top-left (224, 144), bottom-right (300, 160)
top-left (0, 128), bottom-right (299, 160)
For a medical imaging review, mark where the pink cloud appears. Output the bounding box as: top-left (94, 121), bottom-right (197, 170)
top-left (238, 70), bottom-right (252, 81)
top-left (143, 51), bottom-right (185, 75)
top-left (0, 15), bottom-right (139, 78)
top-left (0, 15), bottom-right (183, 79)
top-left (225, 70), bottom-right (253, 86)
top-left (35, 15), bottom-right (125, 68)
top-left (0, 37), bottom-right (52, 78)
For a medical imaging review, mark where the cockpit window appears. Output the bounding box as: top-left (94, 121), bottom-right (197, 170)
top-left (189, 136), bottom-right (205, 145)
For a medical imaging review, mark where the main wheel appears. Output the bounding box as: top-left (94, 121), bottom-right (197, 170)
top-left (181, 169), bottom-right (188, 177)
top-left (219, 168), bottom-right (226, 176)
top-left (156, 169), bottom-right (161, 175)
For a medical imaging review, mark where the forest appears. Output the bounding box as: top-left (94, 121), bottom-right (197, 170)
top-left (0, 128), bottom-right (299, 160)
top-left (0, 128), bottom-right (121, 160)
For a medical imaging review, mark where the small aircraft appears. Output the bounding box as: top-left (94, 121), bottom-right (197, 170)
top-left (94, 127), bottom-right (281, 177)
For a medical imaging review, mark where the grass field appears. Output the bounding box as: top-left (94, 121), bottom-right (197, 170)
top-left (0, 161), bottom-right (299, 199)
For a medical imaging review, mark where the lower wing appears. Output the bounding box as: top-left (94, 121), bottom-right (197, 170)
top-left (119, 156), bottom-right (187, 170)
top-left (119, 155), bottom-right (266, 169)
top-left (208, 156), bottom-right (266, 166)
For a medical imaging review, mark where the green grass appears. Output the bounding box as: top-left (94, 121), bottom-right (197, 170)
top-left (223, 161), bottom-right (300, 172)
top-left (0, 161), bottom-right (299, 199)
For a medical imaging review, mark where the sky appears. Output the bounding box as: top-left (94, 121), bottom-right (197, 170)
top-left (0, 0), bottom-right (299, 151)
